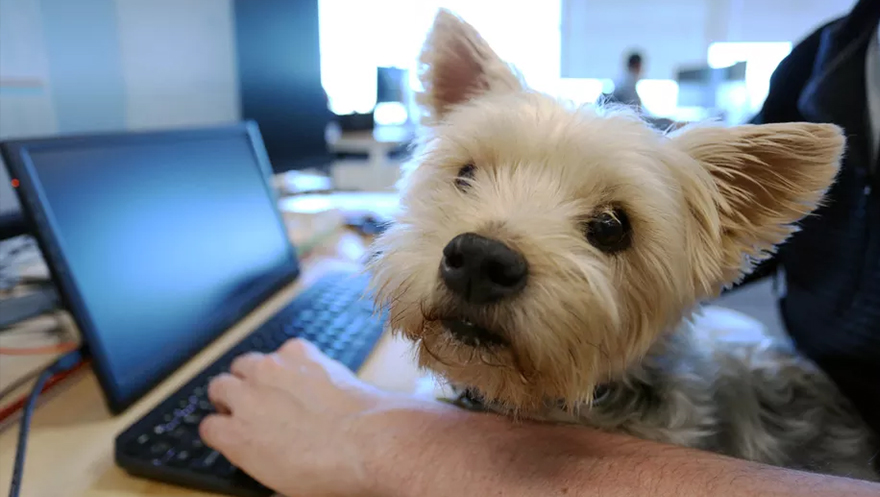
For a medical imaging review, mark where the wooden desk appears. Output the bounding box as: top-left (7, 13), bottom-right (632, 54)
top-left (0, 231), bottom-right (424, 497)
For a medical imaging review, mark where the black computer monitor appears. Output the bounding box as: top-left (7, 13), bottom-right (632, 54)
top-left (0, 122), bottom-right (300, 413)
top-left (234, 0), bottom-right (332, 172)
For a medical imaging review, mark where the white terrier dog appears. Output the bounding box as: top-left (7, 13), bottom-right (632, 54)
top-left (369, 10), bottom-right (877, 480)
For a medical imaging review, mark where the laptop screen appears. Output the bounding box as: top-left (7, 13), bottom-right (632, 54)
top-left (3, 124), bottom-right (299, 412)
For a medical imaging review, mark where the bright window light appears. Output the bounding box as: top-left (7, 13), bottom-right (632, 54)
top-left (318, 1), bottom-right (561, 116)
top-left (553, 78), bottom-right (614, 105)
top-left (707, 42), bottom-right (791, 115)
top-left (373, 101), bottom-right (408, 126)
top-left (636, 79), bottom-right (679, 118)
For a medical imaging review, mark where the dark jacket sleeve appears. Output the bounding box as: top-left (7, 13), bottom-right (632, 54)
top-left (728, 21), bottom-right (833, 290)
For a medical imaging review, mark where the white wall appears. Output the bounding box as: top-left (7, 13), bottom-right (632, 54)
top-left (561, 0), bottom-right (857, 79)
top-left (115, 0), bottom-right (240, 130)
top-left (562, 0), bottom-right (708, 80)
top-left (0, 0), bottom-right (56, 215)
top-left (0, 0), bottom-right (240, 138)
top-left (722, 0), bottom-right (856, 43)
top-left (0, 0), bottom-right (58, 141)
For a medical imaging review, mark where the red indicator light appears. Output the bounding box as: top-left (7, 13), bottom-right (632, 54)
top-left (10, 179), bottom-right (19, 188)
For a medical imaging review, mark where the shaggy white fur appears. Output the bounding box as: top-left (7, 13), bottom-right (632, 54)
top-left (368, 9), bottom-right (877, 480)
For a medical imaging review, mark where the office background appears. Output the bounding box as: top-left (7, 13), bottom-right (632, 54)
top-left (0, 0), bottom-right (859, 218)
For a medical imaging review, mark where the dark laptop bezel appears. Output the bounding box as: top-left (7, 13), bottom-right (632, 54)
top-left (0, 121), bottom-right (301, 414)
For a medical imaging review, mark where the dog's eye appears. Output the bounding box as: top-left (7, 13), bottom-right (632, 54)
top-left (455, 164), bottom-right (475, 191)
top-left (584, 207), bottom-right (631, 253)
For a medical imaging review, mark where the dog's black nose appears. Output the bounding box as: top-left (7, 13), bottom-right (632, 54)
top-left (440, 233), bottom-right (528, 304)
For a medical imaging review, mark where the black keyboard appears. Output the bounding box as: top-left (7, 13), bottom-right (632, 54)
top-left (115, 272), bottom-right (386, 496)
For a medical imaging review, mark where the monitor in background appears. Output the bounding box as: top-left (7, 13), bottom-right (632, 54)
top-left (375, 67), bottom-right (411, 127)
top-left (377, 67), bottom-right (407, 104)
top-left (1, 123), bottom-right (299, 412)
top-left (234, 0), bottom-right (332, 172)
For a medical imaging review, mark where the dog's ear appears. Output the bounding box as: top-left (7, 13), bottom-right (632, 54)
top-left (671, 122), bottom-right (843, 286)
top-left (418, 9), bottom-right (522, 122)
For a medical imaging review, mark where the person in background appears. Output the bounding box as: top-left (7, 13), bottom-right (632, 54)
top-left (732, 0), bottom-right (880, 441)
top-left (196, 2), bottom-right (880, 496)
top-left (609, 51), bottom-right (644, 108)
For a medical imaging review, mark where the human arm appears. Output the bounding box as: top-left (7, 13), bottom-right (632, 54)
top-left (200, 338), bottom-right (879, 497)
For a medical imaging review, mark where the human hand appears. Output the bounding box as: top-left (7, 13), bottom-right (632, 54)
top-left (200, 338), bottom-right (422, 497)
top-left (200, 338), bottom-right (880, 497)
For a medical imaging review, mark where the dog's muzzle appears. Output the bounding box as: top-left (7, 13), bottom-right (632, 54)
top-left (442, 318), bottom-right (507, 348)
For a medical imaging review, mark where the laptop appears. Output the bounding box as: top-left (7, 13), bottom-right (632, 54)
top-left (0, 122), bottom-right (387, 496)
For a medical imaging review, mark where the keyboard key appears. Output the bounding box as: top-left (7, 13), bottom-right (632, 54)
top-left (151, 448), bottom-right (176, 467)
top-left (190, 449), bottom-right (221, 472)
top-left (344, 316), bottom-right (369, 334)
top-left (168, 449), bottom-right (192, 467)
top-left (124, 433), bottom-right (152, 455)
top-left (149, 441), bottom-right (172, 457)
top-left (188, 438), bottom-right (205, 451)
top-left (212, 459), bottom-right (237, 478)
top-left (272, 328), bottom-right (288, 344)
top-left (282, 325), bottom-right (301, 340)
top-left (338, 350), bottom-right (356, 364)
top-left (329, 313), bottom-right (351, 330)
top-left (183, 413), bottom-right (202, 426)
top-left (168, 426), bottom-right (188, 440)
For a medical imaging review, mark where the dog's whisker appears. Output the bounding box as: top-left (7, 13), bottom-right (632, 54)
top-left (466, 346), bottom-right (479, 364)
top-left (476, 347), bottom-right (510, 369)
top-left (420, 338), bottom-right (454, 368)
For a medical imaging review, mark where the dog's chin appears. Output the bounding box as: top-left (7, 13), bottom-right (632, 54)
top-left (412, 318), bottom-right (607, 414)
top-left (440, 318), bottom-right (508, 348)
top-left (412, 317), bottom-right (547, 411)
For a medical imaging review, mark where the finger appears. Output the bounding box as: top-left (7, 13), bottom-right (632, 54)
top-left (207, 373), bottom-right (248, 414)
top-left (232, 351), bottom-right (290, 388)
top-left (230, 352), bottom-right (266, 379)
top-left (278, 337), bottom-right (343, 370)
top-left (277, 337), bottom-right (318, 359)
top-left (199, 414), bottom-right (245, 456)
top-left (278, 337), bottom-right (358, 381)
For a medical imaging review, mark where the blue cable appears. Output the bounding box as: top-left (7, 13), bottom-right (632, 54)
top-left (8, 349), bottom-right (82, 497)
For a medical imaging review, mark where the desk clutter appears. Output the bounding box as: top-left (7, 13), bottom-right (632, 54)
top-left (276, 171), bottom-right (398, 257)
top-left (0, 312), bottom-right (85, 429)
top-left (0, 236), bottom-right (85, 431)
